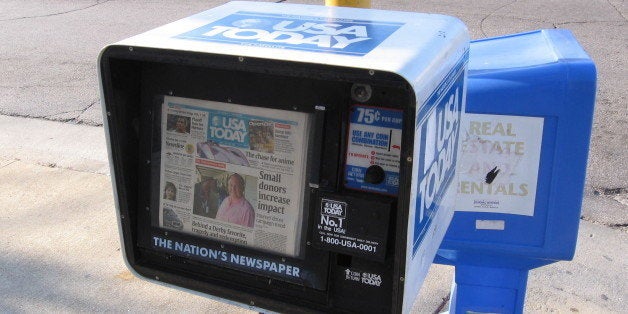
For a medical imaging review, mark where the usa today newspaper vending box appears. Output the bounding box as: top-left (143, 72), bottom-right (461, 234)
top-left (436, 30), bottom-right (596, 313)
top-left (99, 2), bottom-right (468, 313)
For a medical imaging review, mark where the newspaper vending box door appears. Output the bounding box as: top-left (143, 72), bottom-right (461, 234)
top-left (99, 2), bottom-right (469, 313)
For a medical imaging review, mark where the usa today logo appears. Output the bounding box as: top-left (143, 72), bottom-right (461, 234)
top-left (175, 12), bottom-right (403, 55)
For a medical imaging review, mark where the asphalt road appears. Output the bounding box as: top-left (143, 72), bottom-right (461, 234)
top-left (1, 0), bottom-right (625, 192)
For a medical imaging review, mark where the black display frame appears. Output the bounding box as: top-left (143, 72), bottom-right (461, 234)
top-left (99, 44), bottom-right (417, 313)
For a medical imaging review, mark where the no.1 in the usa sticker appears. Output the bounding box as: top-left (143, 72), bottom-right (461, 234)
top-left (344, 106), bottom-right (403, 195)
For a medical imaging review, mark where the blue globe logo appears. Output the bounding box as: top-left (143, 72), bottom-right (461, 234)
top-left (232, 19), bottom-right (268, 28)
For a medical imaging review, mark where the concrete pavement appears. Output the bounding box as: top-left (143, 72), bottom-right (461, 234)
top-left (0, 0), bottom-right (626, 312)
top-left (1, 0), bottom-right (625, 189)
top-left (0, 116), bottom-right (625, 312)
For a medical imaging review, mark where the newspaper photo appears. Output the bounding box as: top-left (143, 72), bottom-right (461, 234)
top-left (158, 96), bottom-right (310, 257)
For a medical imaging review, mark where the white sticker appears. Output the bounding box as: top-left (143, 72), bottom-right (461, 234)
top-left (344, 106), bottom-right (403, 195)
top-left (475, 220), bottom-right (505, 230)
top-left (456, 114), bottom-right (543, 216)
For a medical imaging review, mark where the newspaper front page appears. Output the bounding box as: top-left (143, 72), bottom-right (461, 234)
top-left (158, 96), bottom-right (310, 257)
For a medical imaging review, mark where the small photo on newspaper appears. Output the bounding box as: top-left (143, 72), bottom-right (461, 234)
top-left (158, 96), bottom-right (311, 257)
top-left (192, 167), bottom-right (257, 228)
top-left (166, 114), bottom-right (191, 134)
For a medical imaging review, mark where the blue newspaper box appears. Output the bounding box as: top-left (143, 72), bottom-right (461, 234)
top-left (435, 29), bottom-right (596, 313)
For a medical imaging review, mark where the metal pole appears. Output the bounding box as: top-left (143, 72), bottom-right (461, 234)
top-left (324, 0), bottom-right (371, 8)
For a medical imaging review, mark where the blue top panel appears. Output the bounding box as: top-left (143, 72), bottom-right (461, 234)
top-left (175, 11), bottom-right (404, 56)
top-left (437, 29), bottom-right (596, 269)
top-left (469, 29), bottom-right (592, 71)
top-left (469, 31), bottom-right (557, 70)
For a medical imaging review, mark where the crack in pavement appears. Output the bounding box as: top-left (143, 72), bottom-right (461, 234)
top-left (0, 0), bottom-right (110, 22)
top-left (580, 215), bottom-right (628, 231)
top-left (43, 99), bottom-right (99, 120)
top-left (41, 110), bottom-right (83, 121)
top-left (433, 294), bottom-right (450, 314)
top-left (33, 159), bottom-right (107, 176)
top-left (478, 2), bottom-right (624, 34)
top-left (73, 98), bottom-right (100, 118)
top-left (606, 0), bottom-right (627, 21)
top-left (0, 110), bottom-right (103, 127)
top-left (555, 20), bottom-right (625, 26)
top-left (480, 0), bottom-right (518, 37)
top-left (582, 188), bottom-right (628, 229)
top-left (592, 187), bottom-right (628, 196)
top-left (1, 97), bottom-right (102, 125)
top-left (591, 187), bottom-right (628, 207)
top-left (0, 159), bottom-right (19, 169)
top-left (479, 14), bottom-right (621, 29)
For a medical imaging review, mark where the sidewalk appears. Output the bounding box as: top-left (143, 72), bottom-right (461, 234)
top-left (0, 117), bottom-right (625, 312)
